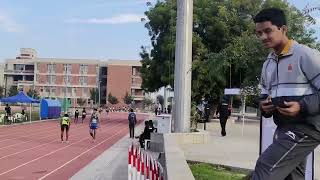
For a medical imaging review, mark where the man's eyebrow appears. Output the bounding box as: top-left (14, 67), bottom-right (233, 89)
top-left (256, 27), bottom-right (272, 32)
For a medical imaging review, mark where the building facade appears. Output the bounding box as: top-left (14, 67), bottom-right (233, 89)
top-left (106, 60), bottom-right (144, 107)
top-left (3, 48), bottom-right (143, 107)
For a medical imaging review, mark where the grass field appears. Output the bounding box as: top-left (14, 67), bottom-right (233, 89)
top-left (189, 162), bottom-right (249, 180)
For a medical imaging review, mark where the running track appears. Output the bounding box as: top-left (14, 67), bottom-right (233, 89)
top-left (0, 112), bottom-right (147, 180)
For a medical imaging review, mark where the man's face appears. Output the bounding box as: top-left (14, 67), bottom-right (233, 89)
top-left (255, 21), bottom-right (286, 49)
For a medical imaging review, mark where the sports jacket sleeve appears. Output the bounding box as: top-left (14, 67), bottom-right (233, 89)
top-left (299, 47), bottom-right (320, 115)
top-left (259, 61), bottom-right (273, 118)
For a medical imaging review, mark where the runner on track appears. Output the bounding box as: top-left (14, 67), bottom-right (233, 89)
top-left (89, 108), bottom-right (100, 142)
top-left (60, 113), bottom-right (71, 143)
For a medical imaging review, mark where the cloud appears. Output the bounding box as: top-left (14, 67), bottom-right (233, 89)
top-left (315, 17), bottom-right (320, 25)
top-left (0, 13), bottom-right (22, 32)
top-left (65, 13), bottom-right (146, 24)
top-left (309, 16), bottom-right (320, 28)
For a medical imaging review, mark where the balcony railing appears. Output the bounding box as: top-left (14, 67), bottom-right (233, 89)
top-left (131, 83), bottom-right (142, 88)
top-left (133, 95), bottom-right (144, 100)
top-left (13, 80), bottom-right (34, 85)
top-left (4, 70), bottom-right (34, 74)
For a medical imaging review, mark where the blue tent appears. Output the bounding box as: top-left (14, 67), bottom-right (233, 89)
top-left (40, 99), bottom-right (61, 119)
top-left (0, 91), bottom-right (40, 103)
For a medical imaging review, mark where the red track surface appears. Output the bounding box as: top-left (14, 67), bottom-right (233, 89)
top-left (0, 112), bottom-right (147, 180)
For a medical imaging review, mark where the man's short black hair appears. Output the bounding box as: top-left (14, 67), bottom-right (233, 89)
top-left (254, 8), bottom-right (287, 28)
top-left (130, 109), bottom-right (134, 112)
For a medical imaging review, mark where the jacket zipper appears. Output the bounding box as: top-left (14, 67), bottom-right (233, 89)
top-left (276, 56), bottom-right (279, 98)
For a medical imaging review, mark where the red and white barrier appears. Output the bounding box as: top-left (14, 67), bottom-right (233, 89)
top-left (128, 143), bottom-right (165, 180)
top-left (128, 145), bottom-right (132, 180)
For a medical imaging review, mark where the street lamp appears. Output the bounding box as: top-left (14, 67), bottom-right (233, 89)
top-left (98, 80), bottom-right (101, 107)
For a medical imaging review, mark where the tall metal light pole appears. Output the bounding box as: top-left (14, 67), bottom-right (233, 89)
top-left (64, 77), bottom-right (66, 112)
top-left (173, 0), bottom-right (193, 133)
top-left (98, 80), bottom-right (101, 107)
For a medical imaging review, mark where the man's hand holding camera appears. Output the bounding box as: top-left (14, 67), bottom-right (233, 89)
top-left (260, 96), bottom-right (301, 117)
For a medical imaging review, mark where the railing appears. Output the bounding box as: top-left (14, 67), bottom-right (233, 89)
top-left (133, 95), bottom-right (144, 100)
top-left (128, 143), bottom-right (164, 180)
top-left (13, 80), bottom-right (34, 85)
top-left (4, 70), bottom-right (34, 74)
top-left (131, 83), bottom-right (142, 88)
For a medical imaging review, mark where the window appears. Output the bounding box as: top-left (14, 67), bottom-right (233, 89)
top-left (132, 67), bottom-right (136, 76)
top-left (132, 78), bottom-right (136, 84)
top-left (47, 75), bottom-right (56, 84)
top-left (80, 64), bottom-right (88, 74)
top-left (14, 64), bottom-right (24, 71)
top-left (47, 75), bottom-right (51, 84)
top-left (68, 76), bottom-right (72, 84)
top-left (131, 89), bottom-right (135, 96)
top-left (82, 88), bottom-right (88, 96)
top-left (62, 87), bottom-right (67, 94)
top-left (135, 67), bottom-right (140, 76)
top-left (63, 64), bottom-right (72, 74)
top-left (47, 64), bottom-right (56, 74)
top-left (72, 88), bottom-right (76, 96)
top-left (79, 76), bottom-right (87, 85)
top-left (13, 75), bottom-right (23, 81)
top-left (51, 88), bottom-right (56, 96)
top-left (64, 75), bottom-right (72, 84)
top-left (52, 75), bottom-right (56, 84)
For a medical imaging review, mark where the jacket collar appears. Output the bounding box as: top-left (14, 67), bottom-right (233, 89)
top-left (267, 40), bottom-right (296, 60)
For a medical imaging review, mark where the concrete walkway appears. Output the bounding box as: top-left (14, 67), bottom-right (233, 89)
top-left (181, 119), bottom-right (320, 180)
top-left (71, 121), bottom-right (146, 180)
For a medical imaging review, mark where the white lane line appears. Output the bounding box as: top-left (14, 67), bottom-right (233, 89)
top-left (38, 126), bottom-right (127, 180)
top-left (0, 122), bottom-right (124, 176)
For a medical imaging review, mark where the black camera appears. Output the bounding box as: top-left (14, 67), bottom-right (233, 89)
top-left (272, 97), bottom-right (288, 108)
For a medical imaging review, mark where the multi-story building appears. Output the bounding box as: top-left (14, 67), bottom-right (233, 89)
top-left (106, 60), bottom-right (144, 107)
top-left (0, 63), bottom-right (5, 87)
top-left (4, 48), bottom-right (37, 96)
top-left (36, 59), bottom-right (100, 106)
top-left (4, 48), bottom-right (100, 106)
top-left (3, 48), bottom-right (143, 107)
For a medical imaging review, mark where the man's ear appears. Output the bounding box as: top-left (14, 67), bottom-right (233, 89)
top-left (282, 25), bottom-right (288, 34)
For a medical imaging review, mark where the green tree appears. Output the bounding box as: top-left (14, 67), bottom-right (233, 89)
top-left (142, 97), bottom-right (154, 110)
top-left (123, 92), bottom-right (134, 105)
top-left (108, 93), bottom-right (118, 105)
top-left (90, 88), bottom-right (99, 104)
top-left (140, 0), bottom-right (320, 106)
top-left (27, 89), bottom-right (40, 99)
top-left (77, 98), bottom-right (86, 107)
top-left (8, 86), bottom-right (18, 97)
top-left (0, 86), bottom-right (4, 98)
top-left (156, 95), bottom-right (164, 108)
